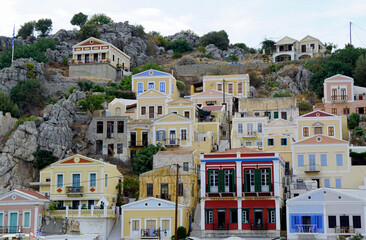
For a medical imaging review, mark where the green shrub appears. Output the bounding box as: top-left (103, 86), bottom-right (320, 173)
top-left (199, 30), bottom-right (230, 50)
top-left (47, 202), bottom-right (60, 211)
top-left (77, 81), bottom-right (95, 92)
top-left (197, 46), bottom-right (206, 54)
top-left (249, 71), bottom-right (262, 88)
top-left (92, 85), bottom-right (105, 92)
top-left (349, 113), bottom-right (360, 129)
top-left (234, 43), bottom-right (249, 52)
top-left (18, 21), bottom-right (35, 39)
top-left (133, 144), bottom-right (165, 175)
top-left (33, 150), bottom-right (57, 169)
top-left (122, 176), bottom-right (139, 198)
top-left (353, 127), bottom-right (365, 137)
top-left (228, 55), bottom-right (239, 62)
top-left (172, 52), bottom-right (183, 59)
top-left (154, 36), bottom-right (171, 49)
top-left (177, 226), bottom-right (187, 240)
top-left (87, 13), bottom-right (113, 25)
top-left (176, 80), bottom-right (186, 91)
top-left (0, 91), bottom-right (20, 118)
top-left (77, 94), bottom-right (105, 112)
top-left (68, 86), bottom-right (77, 94)
top-left (273, 91), bottom-right (292, 97)
top-left (70, 12), bottom-right (88, 27)
top-left (169, 40), bottom-right (193, 54)
top-left (268, 63), bottom-right (281, 72)
top-left (298, 101), bottom-right (313, 114)
top-left (201, 54), bottom-right (213, 59)
top-left (78, 24), bottom-right (100, 40)
top-left (15, 116), bottom-right (41, 127)
top-left (35, 18), bottom-right (53, 37)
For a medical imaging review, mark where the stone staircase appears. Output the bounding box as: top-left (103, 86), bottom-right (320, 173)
top-left (190, 202), bottom-right (201, 238)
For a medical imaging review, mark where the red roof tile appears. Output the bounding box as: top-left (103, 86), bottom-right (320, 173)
top-left (294, 135), bottom-right (348, 145)
top-left (17, 189), bottom-right (49, 200)
top-left (156, 150), bottom-right (195, 155)
top-left (220, 147), bottom-right (263, 153)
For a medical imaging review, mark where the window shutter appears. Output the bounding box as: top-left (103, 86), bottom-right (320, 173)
top-left (207, 170), bottom-right (211, 193)
top-left (230, 169), bottom-right (235, 192)
top-left (243, 169), bottom-right (247, 192)
top-left (317, 215), bottom-right (323, 230)
top-left (255, 169), bottom-right (259, 192)
top-left (156, 131), bottom-right (159, 141)
top-left (162, 130), bottom-right (165, 140)
top-left (291, 216), bottom-right (296, 232)
top-left (255, 169), bottom-right (261, 192)
top-left (269, 168), bottom-right (272, 192)
top-left (219, 170), bottom-right (224, 192)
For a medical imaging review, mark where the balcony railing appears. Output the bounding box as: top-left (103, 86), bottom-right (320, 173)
top-left (295, 224), bottom-right (317, 233)
top-left (206, 184), bottom-right (236, 197)
top-left (157, 194), bottom-right (171, 201)
top-left (129, 141), bottom-right (148, 147)
top-left (48, 206), bottom-right (117, 218)
top-left (0, 226), bottom-right (27, 234)
top-left (244, 131), bottom-right (257, 137)
top-left (335, 226), bottom-right (355, 233)
top-left (66, 186), bottom-right (84, 196)
top-left (251, 222), bottom-right (268, 230)
top-left (304, 164), bottom-right (320, 173)
top-left (164, 138), bottom-right (180, 147)
top-left (141, 229), bottom-right (160, 238)
top-left (331, 95), bottom-right (348, 102)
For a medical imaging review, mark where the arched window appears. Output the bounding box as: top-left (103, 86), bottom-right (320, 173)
top-left (115, 107), bottom-right (121, 116)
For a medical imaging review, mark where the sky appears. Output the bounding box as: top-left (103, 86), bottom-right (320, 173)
top-left (1, 0), bottom-right (366, 49)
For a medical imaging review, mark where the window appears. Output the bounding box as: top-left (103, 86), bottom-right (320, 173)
top-left (147, 183), bottom-right (153, 197)
top-left (257, 123), bottom-right (263, 133)
top-left (87, 173), bottom-right (96, 188)
top-left (105, 174), bottom-right (108, 188)
top-left (183, 162), bottom-right (189, 171)
top-left (321, 154), bottom-right (327, 166)
top-left (328, 126), bottom-right (334, 136)
top-left (230, 209), bottom-right (238, 224)
top-left (267, 138), bottom-right (274, 146)
top-left (181, 129), bottom-right (187, 140)
top-left (97, 121), bottom-right (103, 133)
top-left (217, 83), bottom-right (222, 91)
top-left (115, 107), bottom-right (121, 116)
top-left (157, 106), bottom-right (163, 115)
top-left (101, 53), bottom-right (106, 60)
top-left (238, 123), bottom-right (243, 134)
top-left (242, 209), bottom-right (250, 224)
top-left (77, 54), bottom-right (82, 61)
top-left (108, 144), bottom-right (114, 156)
top-left (281, 138), bottom-right (287, 146)
top-left (207, 170), bottom-right (219, 193)
top-left (324, 179), bottom-right (330, 188)
top-left (178, 183), bottom-right (183, 196)
top-left (261, 168), bottom-right (271, 192)
top-left (172, 83), bottom-right (174, 93)
top-left (245, 141), bottom-right (252, 146)
top-left (205, 209), bottom-right (213, 224)
top-left (117, 143), bottom-right (123, 154)
top-left (0, 212), bottom-right (3, 227)
top-left (159, 82), bottom-right (166, 93)
top-left (117, 121), bottom-right (124, 133)
top-left (228, 83), bottom-right (233, 93)
top-left (113, 55), bottom-right (115, 61)
top-left (161, 183), bottom-right (169, 199)
top-left (148, 82), bottom-right (154, 90)
top-left (141, 106), bottom-right (146, 115)
top-left (353, 216), bottom-right (361, 228)
top-left (281, 112), bottom-right (287, 120)
top-left (336, 154), bottom-right (343, 166)
top-left (310, 43), bottom-right (315, 50)
top-left (298, 155), bottom-right (304, 167)
top-left (156, 130), bottom-right (165, 141)
top-left (256, 141), bottom-right (262, 147)
top-left (314, 127), bottom-right (323, 135)
top-left (137, 82), bottom-right (143, 95)
top-left (332, 108), bottom-right (337, 115)
top-left (344, 108), bottom-right (350, 114)
top-left (23, 211), bottom-right (30, 228)
top-left (274, 112), bottom-right (279, 119)
top-left (336, 179), bottom-right (341, 188)
top-left (303, 127), bottom-right (309, 137)
top-left (267, 209), bottom-right (275, 224)
top-left (184, 111), bottom-right (190, 119)
top-left (57, 174), bottom-right (63, 188)
top-left (328, 216), bottom-right (336, 228)
top-left (238, 82), bottom-right (243, 93)
top-left (107, 121), bottom-right (114, 138)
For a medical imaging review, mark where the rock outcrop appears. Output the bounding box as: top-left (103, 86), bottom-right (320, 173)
top-left (165, 30), bottom-right (200, 47)
top-left (274, 65), bottom-right (312, 94)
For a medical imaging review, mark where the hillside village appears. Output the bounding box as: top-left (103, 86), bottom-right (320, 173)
top-left (0, 13), bottom-right (366, 240)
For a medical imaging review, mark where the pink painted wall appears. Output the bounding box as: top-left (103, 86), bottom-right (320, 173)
top-left (325, 81), bottom-right (353, 102)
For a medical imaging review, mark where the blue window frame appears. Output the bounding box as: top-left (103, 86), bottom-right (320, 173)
top-left (172, 83), bottom-right (174, 93)
top-left (267, 138), bottom-right (274, 146)
top-left (57, 174), bottom-right (63, 188)
top-left (324, 179), bottom-right (330, 188)
top-left (280, 138), bottom-right (287, 146)
top-left (90, 173), bottom-right (96, 187)
top-left (137, 82), bottom-right (143, 95)
top-left (336, 154), bottom-right (343, 166)
top-left (148, 82), bottom-right (154, 90)
top-left (298, 155), bottom-right (304, 167)
top-left (159, 82), bottom-right (166, 93)
top-left (336, 179), bottom-right (341, 188)
top-left (321, 154), bottom-right (327, 166)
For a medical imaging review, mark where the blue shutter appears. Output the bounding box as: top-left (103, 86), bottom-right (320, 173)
top-left (336, 179), bottom-right (342, 188)
top-left (324, 179), bottom-right (330, 188)
top-left (156, 131), bottom-right (159, 141)
top-left (137, 82), bottom-right (143, 94)
top-left (298, 155), bottom-right (304, 167)
top-left (336, 154), bottom-right (343, 166)
top-left (321, 154), bottom-right (327, 166)
top-left (317, 215), bottom-right (323, 232)
top-left (290, 215), bottom-right (296, 232)
top-left (162, 130), bottom-right (165, 140)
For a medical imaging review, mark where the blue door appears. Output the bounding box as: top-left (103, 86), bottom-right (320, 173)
top-left (72, 174), bottom-right (80, 192)
top-left (9, 212), bottom-right (18, 233)
top-left (309, 155), bottom-right (316, 171)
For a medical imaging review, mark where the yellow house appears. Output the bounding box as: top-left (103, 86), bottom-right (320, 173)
top-left (273, 35), bottom-right (326, 62)
top-left (70, 37), bottom-right (131, 71)
top-left (137, 89), bottom-right (168, 120)
top-left (38, 154), bottom-right (122, 214)
top-left (127, 119), bottom-right (153, 159)
top-left (121, 198), bottom-right (190, 240)
top-left (296, 110), bottom-right (344, 141)
top-left (167, 98), bottom-right (196, 121)
top-left (190, 90), bottom-right (233, 115)
top-left (139, 168), bottom-right (199, 211)
top-left (153, 113), bottom-right (194, 149)
top-left (108, 98), bottom-right (137, 119)
top-left (132, 69), bottom-right (178, 100)
top-left (202, 74), bottom-right (250, 98)
top-left (231, 115), bottom-right (268, 149)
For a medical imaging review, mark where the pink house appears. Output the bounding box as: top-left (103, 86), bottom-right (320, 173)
top-left (322, 74), bottom-right (366, 115)
top-left (0, 189), bottom-right (49, 234)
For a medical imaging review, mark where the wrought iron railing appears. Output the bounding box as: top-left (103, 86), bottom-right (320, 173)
top-left (66, 186), bottom-right (84, 194)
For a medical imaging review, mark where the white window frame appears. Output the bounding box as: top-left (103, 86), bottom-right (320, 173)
top-left (89, 172), bottom-right (97, 188)
top-left (245, 141), bottom-right (252, 146)
top-left (217, 83), bottom-right (223, 92)
top-left (148, 81), bottom-right (155, 90)
top-left (137, 82), bottom-right (143, 95)
top-left (238, 123), bottom-right (243, 134)
top-left (22, 210), bottom-right (31, 228)
top-left (105, 173), bottom-right (109, 188)
top-left (71, 172), bottom-right (81, 188)
top-left (0, 211), bottom-right (4, 227)
top-left (130, 218), bottom-right (141, 237)
top-left (180, 128), bottom-right (187, 141)
top-left (157, 105), bottom-right (163, 115)
top-left (257, 122), bottom-right (263, 133)
top-left (144, 218), bottom-right (158, 232)
top-left (327, 124), bottom-right (335, 137)
top-left (38, 214), bottom-right (42, 227)
top-left (237, 81), bottom-right (243, 94)
top-left (256, 141), bottom-right (262, 147)
top-left (56, 173), bottom-right (64, 188)
top-left (8, 211), bottom-right (18, 230)
top-left (227, 82), bottom-right (234, 93)
top-left (183, 110), bottom-right (190, 119)
top-left (159, 81), bottom-right (166, 93)
top-left (160, 218), bottom-right (171, 237)
top-left (141, 106), bottom-right (146, 116)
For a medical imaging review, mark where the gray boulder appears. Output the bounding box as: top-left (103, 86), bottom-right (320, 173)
top-left (165, 30), bottom-right (199, 47)
top-left (205, 44), bottom-right (223, 59)
top-left (223, 46), bottom-right (245, 60)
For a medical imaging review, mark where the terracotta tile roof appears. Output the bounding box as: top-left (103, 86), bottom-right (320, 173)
top-left (16, 189), bottom-right (49, 200)
top-left (156, 150), bottom-right (195, 155)
top-left (301, 110), bottom-right (335, 117)
top-left (294, 135), bottom-right (348, 145)
top-left (202, 106), bottom-right (224, 111)
top-left (220, 147), bottom-right (263, 153)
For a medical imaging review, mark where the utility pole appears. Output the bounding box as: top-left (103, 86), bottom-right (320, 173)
top-left (350, 21), bottom-right (352, 46)
top-left (174, 164), bottom-right (179, 240)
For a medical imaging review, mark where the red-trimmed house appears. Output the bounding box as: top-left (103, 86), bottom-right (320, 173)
top-left (200, 147), bottom-right (285, 238)
top-left (0, 189), bottom-right (49, 234)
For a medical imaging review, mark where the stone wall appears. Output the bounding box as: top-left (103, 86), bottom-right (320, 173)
top-left (0, 112), bottom-right (17, 138)
top-left (69, 63), bottom-right (118, 81)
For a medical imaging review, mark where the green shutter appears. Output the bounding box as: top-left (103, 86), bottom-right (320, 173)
top-left (255, 169), bottom-right (262, 192)
top-left (207, 170), bottom-right (211, 193)
top-left (243, 169), bottom-right (247, 192)
top-left (219, 170), bottom-right (224, 192)
top-left (230, 169), bottom-right (235, 192)
top-left (268, 168), bottom-right (272, 192)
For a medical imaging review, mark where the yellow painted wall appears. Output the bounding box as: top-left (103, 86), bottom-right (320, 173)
top-left (297, 119), bottom-right (342, 141)
top-left (203, 74), bottom-right (249, 98)
top-left (133, 75), bottom-right (178, 100)
top-left (138, 91), bottom-right (167, 120)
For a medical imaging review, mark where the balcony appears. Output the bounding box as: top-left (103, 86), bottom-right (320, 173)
top-left (244, 131), bottom-right (257, 137)
top-left (141, 229), bottom-right (160, 238)
top-left (304, 164), bottom-right (320, 173)
top-left (331, 95), bottom-right (348, 103)
top-left (251, 222), bottom-right (268, 230)
top-left (295, 224), bottom-right (317, 233)
top-left (164, 138), bottom-right (180, 147)
top-left (129, 141), bottom-right (149, 147)
top-left (242, 184), bottom-right (273, 197)
top-left (48, 206), bottom-right (117, 218)
top-left (66, 186), bottom-right (84, 196)
top-left (156, 194), bottom-right (171, 201)
top-left (206, 184), bottom-right (236, 197)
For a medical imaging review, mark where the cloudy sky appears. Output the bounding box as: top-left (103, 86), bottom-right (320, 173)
top-left (1, 0), bottom-right (366, 48)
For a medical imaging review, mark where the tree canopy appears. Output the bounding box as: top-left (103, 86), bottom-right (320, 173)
top-left (261, 38), bottom-right (276, 54)
top-left (18, 21), bottom-right (35, 39)
top-left (35, 18), bottom-right (53, 37)
top-left (199, 30), bottom-right (230, 50)
top-left (132, 144), bottom-right (165, 175)
top-left (71, 12), bottom-right (88, 27)
top-left (354, 54), bottom-right (366, 87)
top-left (0, 91), bottom-right (20, 118)
top-left (87, 13), bottom-right (113, 25)
top-left (169, 40), bottom-right (193, 53)
top-left (33, 150), bottom-right (57, 169)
